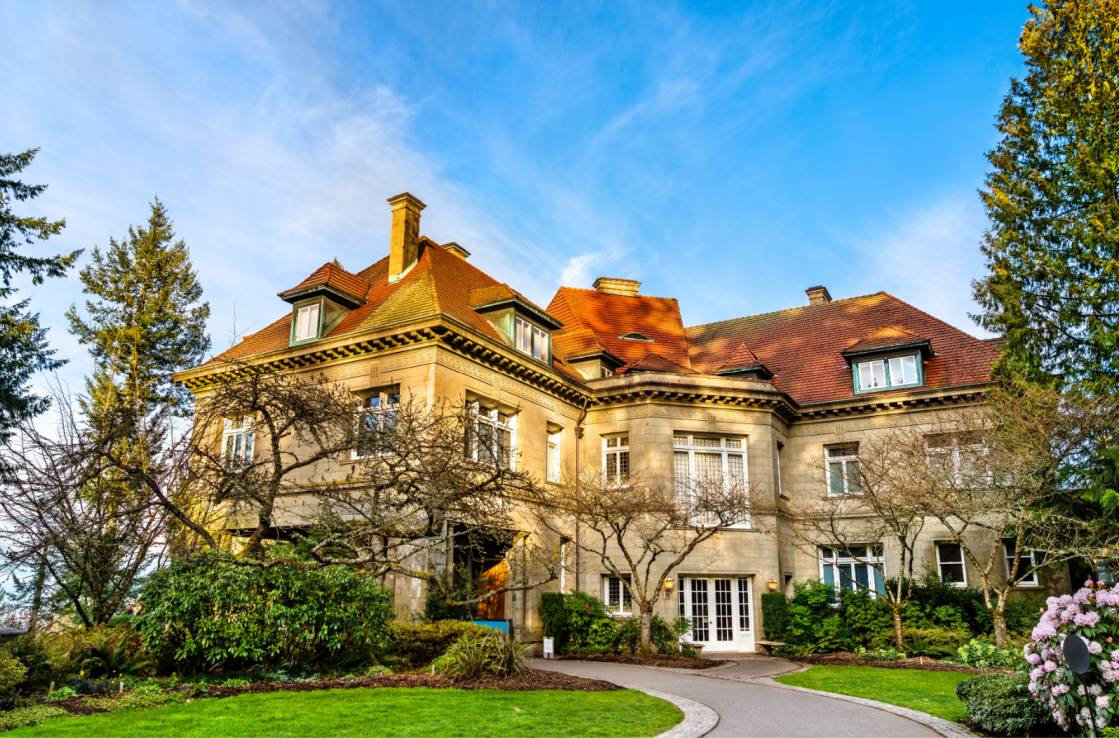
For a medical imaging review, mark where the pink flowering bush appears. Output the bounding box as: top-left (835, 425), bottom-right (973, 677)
top-left (1026, 581), bottom-right (1119, 732)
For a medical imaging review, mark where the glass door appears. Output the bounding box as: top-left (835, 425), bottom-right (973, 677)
top-left (680, 576), bottom-right (755, 652)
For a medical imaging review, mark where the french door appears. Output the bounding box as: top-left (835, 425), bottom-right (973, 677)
top-left (679, 576), bottom-right (754, 652)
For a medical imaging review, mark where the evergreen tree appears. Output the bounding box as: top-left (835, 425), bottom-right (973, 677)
top-left (66, 198), bottom-right (210, 428)
top-left (0, 148), bottom-right (80, 440)
top-left (973, 0), bottom-right (1119, 393)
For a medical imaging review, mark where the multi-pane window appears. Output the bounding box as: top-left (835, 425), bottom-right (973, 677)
top-left (936, 541), bottom-right (967, 587)
top-left (546, 429), bottom-right (562, 483)
top-left (222, 415), bottom-right (255, 468)
top-left (825, 443), bottom-right (861, 496)
top-left (926, 432), bottom-right (987, 486)
top-left (467, 402), bottom-right (516, 468)
top-left (292, 302), bottom-right (321, 342)
top-left (737, 577), bottom-right (751, 631)
top-left (673, 434), bottom-right (748, 528)
top-left (1004, 540), bottom-right (1040, 586)
top-left (603, 435), bottom-right (629, 486)
top-left (819, 545), bottom-right (885, 597)
top-left (355, 388), bottom-right (400, 457)
top-left (603, 575), bottom-right (632, 615)
top-left (514, 316), bottom-right (550, 363)
top-left (854, 353), bottom-right (921, 392)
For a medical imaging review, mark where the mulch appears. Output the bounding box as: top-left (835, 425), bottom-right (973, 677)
top-left (558, 653), bottom-right (728, 669)
top-left (790, 652), bottom-right (1012, 674)
top-left (48, 668), bottom-right (619, 715)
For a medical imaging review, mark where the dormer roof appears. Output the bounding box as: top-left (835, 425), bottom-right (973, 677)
top-left (841, 325), bottom-right (933, 360)
top-left (278, 261), bottom-right (370, 309)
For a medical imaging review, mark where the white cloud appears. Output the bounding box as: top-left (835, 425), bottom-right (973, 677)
top-left (559, 253), bottom-right (596, 288)
top-left (847, 195), bottom-right (992, 336)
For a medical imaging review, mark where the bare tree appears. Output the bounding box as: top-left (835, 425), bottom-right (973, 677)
top-left (530, 468), bottom-right (750, 652)
top-left (0, 396), bottom-right (166, 628)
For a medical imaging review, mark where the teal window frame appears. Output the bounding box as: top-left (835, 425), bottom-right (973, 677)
top-left (852, 352), bottom-right (924, 394)
top-left (818, 545), bottom-right (885, 598)
top-left (289, 297), bottom-right (325, 346)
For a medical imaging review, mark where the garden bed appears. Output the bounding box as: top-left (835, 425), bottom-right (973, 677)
top-left (559, 653), bottom-right (728, 669)
top-left (789, 652), bottom-right (1012, 674)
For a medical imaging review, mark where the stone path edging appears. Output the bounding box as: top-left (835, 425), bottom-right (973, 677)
top-left (641, 687), bottom-right (719, 738)
top-left (752, 664), bottom-right (978, 738)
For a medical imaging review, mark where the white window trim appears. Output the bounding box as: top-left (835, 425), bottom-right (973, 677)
top-left (926, 434), bottom-right (988, 487)
top-left (558, 541), bottom-right (568, 592)
top-left (602, 435), bottom-right (630, 486)
top-left (818, 545), bottom-right (885, 598)
top-left (1004, 541), bottom-right (1040, 587)
top-left (673, 433), bottom-right (750, 529)
top-left (854, 353), bottom-right (922, 392)
top-left (934, 540), bottom-right (968, 588)
top-left (824, 443), bottom-right (860, 497)
top-left (468, 401), bottom-right (517, 469)
top-left (352, 388), bottom-right (401, 459)
top-left (221, 415), bottom-right (255, 467)
top-left (602, 574), bottom-right (633, 616)
top-left (292, 301), bottom-right (322, 343)
top-left (514, 316), bottom-right (550, 363)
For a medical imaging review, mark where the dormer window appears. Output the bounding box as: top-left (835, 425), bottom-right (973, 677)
top-left (619, 332), bottom-right (653, 342)
top-left (854, 353), bottom-right (922, 393)
top-left (514, 316), bottom-right (550, 363)
top-left (292, 301), bottom-right (322, 343)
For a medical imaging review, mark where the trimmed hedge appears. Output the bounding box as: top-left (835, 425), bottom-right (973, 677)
top-left (761, 592), bottom-right (789, 641)
top-left (391, 621), bottom-right (491, 666)
top-left (956, 674), bottom-right (1056, 736)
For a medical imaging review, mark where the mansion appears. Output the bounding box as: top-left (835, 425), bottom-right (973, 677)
top-left (174, 193), bottom-right (1066, 653)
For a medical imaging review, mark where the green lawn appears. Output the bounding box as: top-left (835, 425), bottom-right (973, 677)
top-left (7, 687), bottom-right (682, 738)
top-left (776, 665), bottom-right (971, 722)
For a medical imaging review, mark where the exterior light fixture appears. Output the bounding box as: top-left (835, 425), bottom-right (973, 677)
top-left (662, 578), bottom-right (674, 599)
top-left (767, 579), bottom-right (779, 592)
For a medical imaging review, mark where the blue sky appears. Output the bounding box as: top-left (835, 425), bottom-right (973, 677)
top-left (1, 0), bottom-right (1028, 394)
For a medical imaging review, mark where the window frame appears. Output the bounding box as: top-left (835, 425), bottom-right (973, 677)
top-left (824, 443), bottom-right (861, 497)
top-left (934, 540), bottom-right (968, 588)
top-left (546, 428), bottom-right (562, 484)
top-left (290, 298), bottom-right (324, 345)
top-left (852, 352), bottom-right (924, 394)
top-left (818, 545), bottom-right (885, 598)
top-left (602, 434), bottom-right (630, 487)
top-left (352, 387), bottom-right (401, 459)
top-left (672, 433), bottom-right (750, 529)
top-left (1003, 540), bottom-right (1040, 587)
top-left (602, 574), bottom-right (633, 616)
top-left (925, 433), bottom-right (988, 487)
top-left (513, 315), bottom-right (550, 364)
top-left (221, 415), bottom-right (255, 468)
top-left (466, 401), bottom-right (517, 469)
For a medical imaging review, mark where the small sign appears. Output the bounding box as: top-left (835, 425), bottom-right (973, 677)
top-left (543, 637), bottom-right (555, 659)
top-left (1063, 632), bottom-right (1092, 675)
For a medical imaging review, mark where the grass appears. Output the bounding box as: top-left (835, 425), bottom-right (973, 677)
top-left (775, 665), bottom-right (972, 722)
top-left (6, 687), bottom-right (682, 738)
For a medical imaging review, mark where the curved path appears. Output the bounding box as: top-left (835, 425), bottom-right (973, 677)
top-left (531, 656), bottom-right (943, 738)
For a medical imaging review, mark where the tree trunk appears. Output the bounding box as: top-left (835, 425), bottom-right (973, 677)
top-left (27, 553), bottom-right (47, 634)
top-left (892, 605), bottom-right (905, 652)
top-left (992, 605), bottom-right (1008, 647)
top-left (639, 609), bottom-right (653, 654)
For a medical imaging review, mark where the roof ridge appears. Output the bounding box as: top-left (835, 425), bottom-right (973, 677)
top-left (557, 285), bottom-right (680, 304)
top-left (874, 292), bottom-right (993, 345)
top-left (686, 291), bottom-right (888, 332)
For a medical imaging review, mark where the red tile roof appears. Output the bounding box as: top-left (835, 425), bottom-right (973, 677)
top-left (685, 292), bottom-right (999, 405)
top-left (842, 325), bottom-right (930, 356)
top-left (278, 261), bottom-right (370, 306)
top-left (714, 343), bottom-right (765, 374)
top-left (621, 349), bottom-right (697, 375)
top-left (547, 287), bottom-right (692, 370)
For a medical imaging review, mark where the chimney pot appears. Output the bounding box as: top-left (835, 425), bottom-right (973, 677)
top-left (442, 241), bottom-right (470, 259)
top-left (593, 277), bottom-right (641, 296)
top-left (806, 285), bottom-right (832, 305)
top-left (387, 192), bottom-right (426, 282)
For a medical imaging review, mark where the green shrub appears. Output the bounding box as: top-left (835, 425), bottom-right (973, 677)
top-left (874, 626), bottom-right (969, 658)
top-left (841, 590), bottom-right (892, 648)
top-left (1001, 595), bottom-right (1046, 634)
top-left (4, 633), bottom-right (66, 692)
top-left (955, 638), bottom-right (1021, 669)
top-left (423, 567), bottom-right (480, 622)
top-left (761, 592), bottom-right (789, 641)
top-left (853, 646), bottom-right (906, 661)
top-left (563, 591), bottom-right (611, 652)
top-left (956, 674), bottom-right (1055, 736)
top-left (783, 581), bottom-right (849, 653)
top-left (904, 576), bottom-right (990, 634)
top-left (390, 620), bottom-right (490, 666)
top-left (0, 704), bottom-right (67, 731)
top-left (432, 630), bottom-right (526, 680)
top-left (134, 554), bottom-right (394, 673)
top-left (0, 651), bottom-right (28, 694)
top-left (584, 619), bottom-right (620, 654)
top-left (74, 626), bottom-right (152, 678)
top-left (538, 592), bottom-right (569, 652)
top-left (614, 614), bottom-right (682, 655)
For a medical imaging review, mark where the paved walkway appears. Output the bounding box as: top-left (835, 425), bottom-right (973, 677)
top-left (532, 656), bottom-right (942, 738)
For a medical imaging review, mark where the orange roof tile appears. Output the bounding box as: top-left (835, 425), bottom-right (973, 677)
top-left (685, 292), bottom-right (999, 405)
top-left (621, 349), bottom-right (697, 375)
top-left (547, 287), bottom-right (692, 370)
top-left (278, 261), bottom-right (370, 306)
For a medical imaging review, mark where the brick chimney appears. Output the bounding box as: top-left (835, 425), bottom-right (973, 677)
top-left (387, 193), bottom-right (425, 282)
top-left (805, 285), bottom-right (832, 305)
top-left (593, 277), bottom-right (641, 296)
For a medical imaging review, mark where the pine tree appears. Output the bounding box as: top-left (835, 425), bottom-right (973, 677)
top-left (0, 148), bottom-right (80, 440)
top-left (66, 198), bottom-right (210, 428)
top-left (974, 0), bottom-right (1119, 393)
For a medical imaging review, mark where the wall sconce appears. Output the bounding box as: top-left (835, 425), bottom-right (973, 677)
top-left (767, 579), bottom-right (779, 592)
top-left (662, 578), bottom-right (674, 599)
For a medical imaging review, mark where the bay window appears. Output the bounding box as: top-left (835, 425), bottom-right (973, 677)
top-left (673, 434), bottom-right (749, 528)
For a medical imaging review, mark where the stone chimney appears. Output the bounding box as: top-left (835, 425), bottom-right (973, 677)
top-left (387, 193), bottom-right (426, 282)
top-left (593, 277), bottom-right (641, 296)
top-left (806, 285), bottom-right (832, 305)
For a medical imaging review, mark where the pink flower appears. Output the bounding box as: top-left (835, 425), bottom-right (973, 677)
top-left (1075, 611), bottom-right (1101, 627)
top-left (1088, 640), bottom-right (1103, 655)
top-left (1097, 695), bottom-right (1110, 709)
top-left (1044, 660), bottom-right (1058, 672)
top-left (1027, 653), bottom-right (1042, 665)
